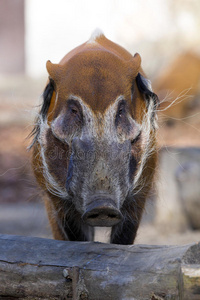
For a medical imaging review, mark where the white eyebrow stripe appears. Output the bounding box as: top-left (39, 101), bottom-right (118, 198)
top-left (51, 94), bottom-right (141, 145)
top-left (64, 95), bottom-right (125, 140)
top-left (38, 117), bottom-right (68, 199)
top-left (133, 99), bottom-right (156, 190)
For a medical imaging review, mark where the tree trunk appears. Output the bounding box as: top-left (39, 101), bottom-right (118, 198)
top-left (0, 234), bottom-right (199, 300)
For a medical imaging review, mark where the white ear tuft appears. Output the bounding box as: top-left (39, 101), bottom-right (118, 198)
top-left (88, 28), bottom-right (104, 44)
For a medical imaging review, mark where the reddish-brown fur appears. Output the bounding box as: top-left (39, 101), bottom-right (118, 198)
top-left (31, 32), bottom-right (158, 244)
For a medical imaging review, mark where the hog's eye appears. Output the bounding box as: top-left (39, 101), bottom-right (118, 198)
top-left (67, 99), bottom-right (83, 121)
top-left (131, 131), bottom-right (141, 145)
top-left (51, 99), bottom-right (83, 142)
top-left (115, 99), bottom-right (135, 138)
top-left (118, 107), bottom-right (125, 118)
top-left (70, 107), bottom-right (78, 115)
top-left (115, 100), bottom-right (127, 127)
top-left (117, 102), bottom-right (126, 118)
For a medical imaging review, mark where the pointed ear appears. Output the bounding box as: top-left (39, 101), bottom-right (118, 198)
top-left (129, 53), bottom-right (141, 77)
top-left (46, 60), bottom-right (64, 82)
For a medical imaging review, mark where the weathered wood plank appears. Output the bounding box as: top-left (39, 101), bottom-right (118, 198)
top-left (0, 234), bottom-right (199, 300)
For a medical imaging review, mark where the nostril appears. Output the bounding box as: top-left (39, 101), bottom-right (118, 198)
top-left (88, 213), bottom-right (99, 219)
top-left (82, 200), bottom-right (123, 227)
top-left (87, 212), bottom-right (118, 220)
top-left (108, 214), bottom-right (117, 219)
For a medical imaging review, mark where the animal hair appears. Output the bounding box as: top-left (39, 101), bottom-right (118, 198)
top-left (156, 87), bottom-right (193, 113)
top-left (136, 73), bottom-right (159, 125)
top-left (28, 80), bottom-right (54, 149)
top-left (132, 74), bottom-right (159, 193)
top-left (87, 28), bottom-right (104, 44)
top-left (133, 100), bottom-right (156, 191)
top-left (37, 118), bottom-right (68, 199)
top-left (41, 79), bottom-right (55, 119)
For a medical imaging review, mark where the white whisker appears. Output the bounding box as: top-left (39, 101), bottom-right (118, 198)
top-left (157, 87), bottom-right (193, 113)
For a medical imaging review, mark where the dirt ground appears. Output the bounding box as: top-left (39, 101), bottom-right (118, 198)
top-left (0, 76), bottom-right (200, 245)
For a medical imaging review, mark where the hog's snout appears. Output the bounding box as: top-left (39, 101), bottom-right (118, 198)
top-left (82, 198), bottom-right (122, 227)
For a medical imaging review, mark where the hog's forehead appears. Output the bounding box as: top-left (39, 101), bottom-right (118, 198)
top-left (59, 34), bottom-right (133, 65)
top-left (58, 49), bottom-right (133, 113)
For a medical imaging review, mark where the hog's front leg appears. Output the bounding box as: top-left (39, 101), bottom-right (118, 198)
top-left (111, 198), bottom-right (146, 245)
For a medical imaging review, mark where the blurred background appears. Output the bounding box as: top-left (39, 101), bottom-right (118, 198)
top-left (0, 0), bottom-right (200, 244)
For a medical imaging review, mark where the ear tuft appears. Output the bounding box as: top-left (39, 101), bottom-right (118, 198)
top-left (88, 28), bottom-right (104, 43)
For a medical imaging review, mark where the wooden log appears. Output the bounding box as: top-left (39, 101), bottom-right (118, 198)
top-left (0, 234), bottom-right (199, 300)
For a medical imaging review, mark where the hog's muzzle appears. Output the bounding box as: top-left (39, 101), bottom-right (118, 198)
top-left (82, 198), bottom-right (123, 227)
